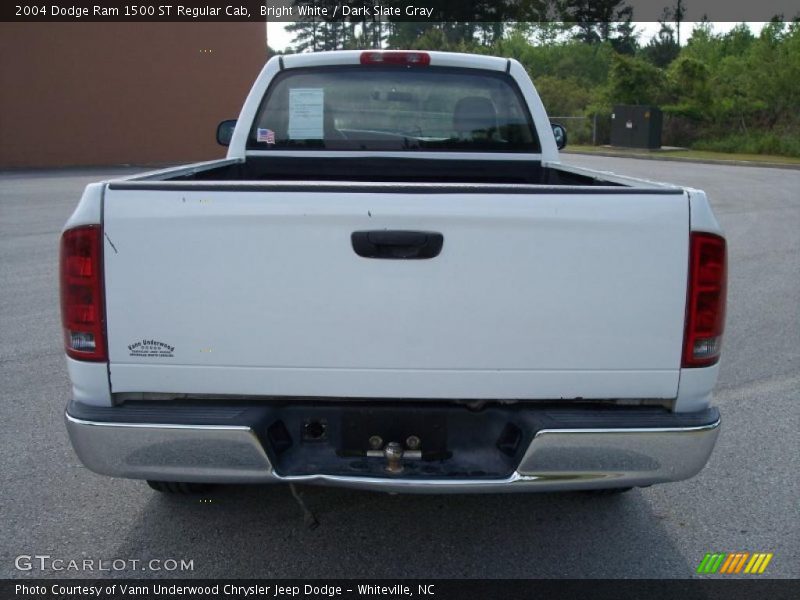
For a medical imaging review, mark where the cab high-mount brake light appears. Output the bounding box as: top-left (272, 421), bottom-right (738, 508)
top-left (683, 232), bottom-right (727, 367)
top-left (360, 51), bottom-right (431, 66)
top-left (60, 225), bottom-right (107, 361)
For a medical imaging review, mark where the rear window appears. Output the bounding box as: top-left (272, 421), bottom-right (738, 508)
top-left (248, 66), bottom-right (540, 153)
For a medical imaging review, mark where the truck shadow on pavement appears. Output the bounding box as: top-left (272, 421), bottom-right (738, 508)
top-left (111, 482), bottom-right (693, 578)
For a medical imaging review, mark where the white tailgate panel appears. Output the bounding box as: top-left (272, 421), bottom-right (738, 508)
top-left (104, 189), bottom-right (688, 399)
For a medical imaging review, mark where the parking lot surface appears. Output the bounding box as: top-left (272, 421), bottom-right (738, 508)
top-left (1, 157), bottom-right (797, 578)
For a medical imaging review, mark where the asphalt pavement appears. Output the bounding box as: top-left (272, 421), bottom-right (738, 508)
top-left (0, 156), bottom-right (797, 579)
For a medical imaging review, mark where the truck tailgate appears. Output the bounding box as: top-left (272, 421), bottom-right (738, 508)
top-left (103, 186), bottom-right (688, 400)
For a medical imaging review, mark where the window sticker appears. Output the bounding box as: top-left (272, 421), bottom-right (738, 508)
top-left (288, 88), bottom-right (324, 139)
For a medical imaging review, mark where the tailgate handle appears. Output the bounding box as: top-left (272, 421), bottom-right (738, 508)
top-left (351, 230), bottom-right (443, 259)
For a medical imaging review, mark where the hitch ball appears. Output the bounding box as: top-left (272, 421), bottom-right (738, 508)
top-left (384, 441), bottom-right (404, 474)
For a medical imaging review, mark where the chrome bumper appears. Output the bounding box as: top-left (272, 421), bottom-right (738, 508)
top-left (65, 407), bottom-right (720, 493)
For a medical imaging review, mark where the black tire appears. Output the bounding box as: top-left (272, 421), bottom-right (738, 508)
top-left (146, 480), bottom-right (214, 495)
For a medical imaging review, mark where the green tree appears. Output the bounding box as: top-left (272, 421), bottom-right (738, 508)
top-left (386, 22), bottom-right (482, 51)
top-left (535, 75), bottom-right (594, 116)
top-left (384, 22), bottom-right (431, 49)
top-left (683, 20), bottom-right (722, 65)
top-left (672, 0), bottom-right (686, 45)
top-left (664, 56), bottom-right (712, 118)
top-left (641, 19), bottom-right (680, 67)
top-left (611, 18), bottom-right (638, 55)
top-left (606, 53), bottom-right (667, 105)
top-left (286, 17), bottom-right (322, 52)
top-left (741, 20), bottom-right (799, 126)
top-left (561, 0), bottom-right (636, 49)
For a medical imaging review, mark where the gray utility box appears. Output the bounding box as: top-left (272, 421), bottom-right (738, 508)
top-left (610, 105), bottom-right (662, 149)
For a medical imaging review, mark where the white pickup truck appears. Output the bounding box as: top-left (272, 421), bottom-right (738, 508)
top-left (62, 50), bottom-right (726, 495)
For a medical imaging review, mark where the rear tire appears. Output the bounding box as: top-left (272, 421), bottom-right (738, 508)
top-left (146, 480), bottom-right (213, 495)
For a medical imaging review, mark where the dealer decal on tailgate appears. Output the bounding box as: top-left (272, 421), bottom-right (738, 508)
top-left (127, 339), bottom-right (175, 358)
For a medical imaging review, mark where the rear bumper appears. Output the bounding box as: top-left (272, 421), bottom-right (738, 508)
top-left (65, 401), bottom-right (720, 493)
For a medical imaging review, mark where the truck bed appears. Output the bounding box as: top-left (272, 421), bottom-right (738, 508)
top-left (114, 156), bottom-right (677, 190)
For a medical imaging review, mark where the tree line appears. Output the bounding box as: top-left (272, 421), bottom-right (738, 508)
top-left (275, 1), bottom-right (800, 156)
top-left (283, 1), bottom-right (643, 54)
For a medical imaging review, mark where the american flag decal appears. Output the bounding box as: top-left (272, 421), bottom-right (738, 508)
top-left (257, 128), bottom-right (275, 144)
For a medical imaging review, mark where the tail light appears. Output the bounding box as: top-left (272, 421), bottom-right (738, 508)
top-left (60, 225), bottom-right (107, 361)
top-left (683, 232), bottom-right (727, 367)
top-left (360, 51), bottom-right (430, 66)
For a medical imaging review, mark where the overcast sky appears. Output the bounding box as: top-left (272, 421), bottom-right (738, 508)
top-left (266, 21), bottom-right (766, 52)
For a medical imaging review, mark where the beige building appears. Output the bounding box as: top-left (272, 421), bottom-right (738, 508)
top-left (0, 23), bottom-right (267, 168)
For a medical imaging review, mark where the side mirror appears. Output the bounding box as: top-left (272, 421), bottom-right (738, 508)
top-left (551, 122), bottom-right (567, 150)
top-left (216, 119), bottom-right (237, 146)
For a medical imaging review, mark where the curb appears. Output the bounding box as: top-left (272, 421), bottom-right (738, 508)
top-left (562, 150), bottom-right (800, 170)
